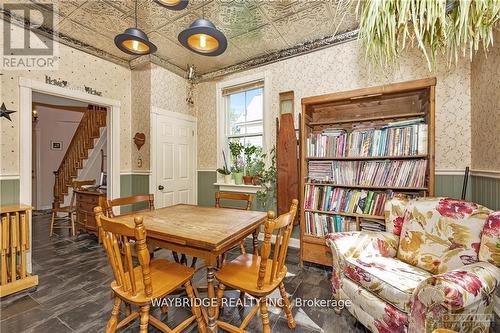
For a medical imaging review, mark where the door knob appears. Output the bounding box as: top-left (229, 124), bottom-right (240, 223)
top-left (158, 185), bottom-right (164, 190)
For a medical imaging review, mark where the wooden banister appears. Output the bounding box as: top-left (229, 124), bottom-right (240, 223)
top-left (52, 105), bottom-right (107, 209)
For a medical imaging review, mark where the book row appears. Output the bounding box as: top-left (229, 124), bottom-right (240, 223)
top-left (360, 219), bottom-right (386, 232)
top-left (306, 119), bottom-right (428, 158)
top-left (304, 212), bottom-right (357, 236)
top-left (308, 159), bottom-right (427, 188)
top-left (304, 185), bottom-right (392, 216)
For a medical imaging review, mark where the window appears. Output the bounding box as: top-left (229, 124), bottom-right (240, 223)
top-left (223, 81), bottom-right (264, 156)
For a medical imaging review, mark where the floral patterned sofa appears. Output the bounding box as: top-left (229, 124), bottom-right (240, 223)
top-left (325, 197), bottom-right (500, 333)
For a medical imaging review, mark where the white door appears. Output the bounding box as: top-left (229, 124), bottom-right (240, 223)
top-left (154, 113), bottom-right (196, 208)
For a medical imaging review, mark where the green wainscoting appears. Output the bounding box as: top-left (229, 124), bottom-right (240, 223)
top-left (119, 174), bottom-right (150, 212)
top-left (0, 179), bottom-right (20, 205)
top-left (472, 176), bottom-right (500, 210)
top-left (197, 171), bottom-right (218, 207)
top-left (435, 174), bottom-right (472, 201)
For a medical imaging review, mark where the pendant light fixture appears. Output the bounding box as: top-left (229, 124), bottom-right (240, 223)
top-left (178, 3), bottom-right (227, 56)
top-left (154, 0), bottom-right (188, 11)
top-left (114, 0), bottom-right (157, 55)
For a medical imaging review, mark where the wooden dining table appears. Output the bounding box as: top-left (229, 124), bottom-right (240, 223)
top-left (113, 204), bottom-right (268, 333)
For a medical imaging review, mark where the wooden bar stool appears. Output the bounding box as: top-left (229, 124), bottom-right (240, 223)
top-left (94, 207), bottom-right (206, 333)
top-left (50, 179), bottom-right (95, 236)
top-left (215, 199), bottom-right (299, 333)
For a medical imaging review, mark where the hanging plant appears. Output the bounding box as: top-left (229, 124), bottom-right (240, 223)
top-left (356, 0), bottom-right (500, 70)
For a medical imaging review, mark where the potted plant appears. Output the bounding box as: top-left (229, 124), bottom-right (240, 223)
top-left (248, 147), bottom-right (265, 185)
top-left (229, 141), bottom-right (244, 185)
top-left (243, 144), bottom-right (258, 185)
top-left (216, 151), bottom-right (232, 184)
top-left (255, 147), bottom-right (277, 209)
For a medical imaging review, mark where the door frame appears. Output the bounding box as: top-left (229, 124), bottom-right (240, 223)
top-left (19, 77), bottom-right (121, 271)
top-left (150, 107), bottom-right (198, 207)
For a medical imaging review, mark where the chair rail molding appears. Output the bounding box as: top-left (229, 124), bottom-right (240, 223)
top-left (0, 173), bottom-right (20, 180)
top-left (435, 168), bottom-right (500, 179)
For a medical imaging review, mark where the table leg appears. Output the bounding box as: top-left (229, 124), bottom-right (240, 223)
top-left (252, 229), bottom-right (259, 255)
top-left (207, 266), bottom-right (218, 333)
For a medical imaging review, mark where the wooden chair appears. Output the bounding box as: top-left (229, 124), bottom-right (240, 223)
top-left (50, 179), bottom-right (95, 236)
top-left (215, 191), bottom-right (253, 254)
top-left (94, 207), bottom-right (206, 333)
top-left (215, 199), bottom-right (299, 333)
top-left (105, 194), bottom-right (160, 254)
top-left (105, 194), bottom-right (155, 218)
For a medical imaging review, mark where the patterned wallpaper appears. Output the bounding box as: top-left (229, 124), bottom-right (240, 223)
top-left (131, 63), bottom-right (151, 172)
top-left (196, 39), bottom-right (472, 171)
top-left (150, 64), bottom-right (195, 117)
top-left (471, 30), bottom-right (500, 171)
top-left (1, 24), bottom-right (132, 175)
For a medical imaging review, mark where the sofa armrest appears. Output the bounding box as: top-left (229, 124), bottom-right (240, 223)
top-left (325, 231), bottom-right (399, 300)
top-left (409, 262), bottom-right (500, 333)
top-left (325, 231), bottom-right (399, 260)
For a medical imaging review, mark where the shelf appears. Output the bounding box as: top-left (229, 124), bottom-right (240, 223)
top-left (304, 209), bottom-right (385, 220)
top-left (302, 234), bottom-right (328, 244)
top-left (306, 154), bottom-right (428, 161)
top-left (307, 112), bottom-right (426, 126)
top-left (305, 183), bottom-right (428, 191)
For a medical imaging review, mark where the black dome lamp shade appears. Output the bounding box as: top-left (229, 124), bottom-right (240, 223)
top-left (178, 18), bottom-right (227, 56)
top-left (154, 0), bottom-right (188, 11)
top-left (115, 28), bottom-right (157, 55)
top-left (114, 0), bottom-right (157, 55)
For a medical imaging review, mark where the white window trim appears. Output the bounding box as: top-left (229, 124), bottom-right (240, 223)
top-left (216, 72), bottom-right (271, 183)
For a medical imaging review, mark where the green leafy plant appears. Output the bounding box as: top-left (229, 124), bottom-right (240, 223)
top-left (243, 144), bottom-right (258, 176)
top-left (248, 147), bottom-right (265, 177)
top-left (216, 150), bottom-right (231, 175)
top-left (356, 0), bottom-right (500, 70)
top-left (216, 166), bottom-right (231, 175)
top-left (255, 147), bottom-right (277, 209)
top-left (229, 141), bottom-right (244, 173)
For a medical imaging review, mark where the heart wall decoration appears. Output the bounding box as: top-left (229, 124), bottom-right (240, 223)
top-left (133, 132), bottom-right (146, 150)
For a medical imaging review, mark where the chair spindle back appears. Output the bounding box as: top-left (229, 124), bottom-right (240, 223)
top-left (94, 206), bottom-right (152, 298)
top-left (105, 194), bottom-right (155, 217)
top-left (258, 199), bottom-right (298, 289)
top-left (215, 192), bottom-right (252, 210)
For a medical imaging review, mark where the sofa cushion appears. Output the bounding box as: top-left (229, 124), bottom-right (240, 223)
top-left (479, 211), bottom-right (500, 267)
top-left (343, 256), bottom-right (431, 312)
top-left (341, 278), bottom-right (409, 333)
top-left (397, 197), bottom-right (491, 274)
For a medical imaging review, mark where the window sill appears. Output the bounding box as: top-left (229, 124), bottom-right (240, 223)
top-left (214, 182), bottom-right (262, 194)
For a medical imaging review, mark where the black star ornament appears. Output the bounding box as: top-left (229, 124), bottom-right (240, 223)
top-left (0, 103), bottom-right (16, 121)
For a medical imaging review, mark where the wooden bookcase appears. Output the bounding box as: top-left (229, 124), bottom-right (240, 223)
top-left (299, 78), bottom-right (436, 266)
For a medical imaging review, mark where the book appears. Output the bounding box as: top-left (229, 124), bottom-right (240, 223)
top-left (306, 120), bottom-right (427, 158)
top-left (304, 185), bottom-right (395, 216)
top-left (304, 212), bottom-right (357, 236)
top-left (308, 159), bottom-right (427, 188)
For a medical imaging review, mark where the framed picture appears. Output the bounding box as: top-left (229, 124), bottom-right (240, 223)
top-left (99, 171), bottom-right (107, 189)
top-left (50, 140), bottom-right (62, 151)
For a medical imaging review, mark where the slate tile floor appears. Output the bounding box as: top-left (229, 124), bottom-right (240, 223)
top-left (0, 212), bottom-right (369, 333)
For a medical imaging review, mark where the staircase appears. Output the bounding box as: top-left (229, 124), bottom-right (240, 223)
top-left (52, 105), bottom-right (107, 209)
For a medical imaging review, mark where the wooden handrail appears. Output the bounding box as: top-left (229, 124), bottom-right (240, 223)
top-left (53, 105), bottom-right (107, 209)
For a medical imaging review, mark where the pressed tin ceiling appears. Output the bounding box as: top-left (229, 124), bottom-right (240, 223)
top-left (2, 0), bottom-right (359, 78)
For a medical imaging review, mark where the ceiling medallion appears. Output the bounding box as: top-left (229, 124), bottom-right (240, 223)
top-left (178, 18), bottom-right (227, 56)
top-left (154, 0), bottom-right (189, 11)
top-left (114, 0), bottom-right (157, 55)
